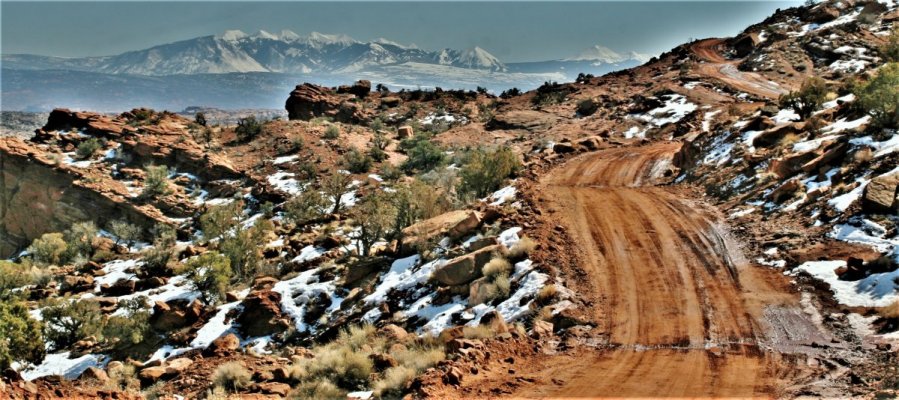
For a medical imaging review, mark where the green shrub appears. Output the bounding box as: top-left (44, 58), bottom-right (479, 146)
top-left (195, 112), bottom-right (207, 127)
top-left (459, 146), bottom-right (521, 198)
top-left (184, 252), bottom-right (233, 304)
top-left (855, 62), bottom-right (899, 130)
top-left (880, 27), bottom-right (899, 62)
top-left (28, 233), bottom-right (67, 266)
top-left (140, 225), bottom-right (176, 277)
top-left (75, 138), bottom-right (102, 160)
top-left (213, 361), bottom-right (252, 392)
top-left (141, 165), bottom-right (171, 199)
top-left (0, 261), bottom-right (33, 298)
top-left (0, 298), bottom-right (45, 370)
top-left (42, 299), bottom-right (105, 351)
top-left (220, 218), bottom-right (272, 282)
top-left (200, 200), bottom-right (244, 240)
top-left (324, 125), bottom-right (340, 140)
top-left (401, 139), bottom-right (445, 174)
top-left (370, 118), bottom-right (385, 133)
top-left (343, 147), bottom-right (373, 173)
top-left (64, 221), bottom-right (99, 260)
top-left (323, 173), bottom-right (353, 214)
top-left (779, 77), bottom-right (828, 120)
top-left (108, 219), bottom-right (142, 247)
top-left (103, 297), bottom-right (152, 358)
top-left (235, 115), bottom-right (263, 142)
top-left (285, 190), bottom-right (329, 224)
top-left (351, 192), bottom-right (397, 256)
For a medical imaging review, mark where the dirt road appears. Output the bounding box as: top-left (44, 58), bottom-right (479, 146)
top-left (692, 38), bottom-right (788, 99)
top-left (519, 142), bottom-right (806, 397)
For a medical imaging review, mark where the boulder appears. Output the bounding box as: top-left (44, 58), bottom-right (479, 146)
top-left (801, 142), bottom-right (848, 173)
top-left (401, 210), bottom-right (482, 255)
top-left (336, 80), bottom-right (372, 98)
top-left (752, 122), bottom-right (805, 148)
top-left (553, 142), bottom-right (579, 154)
top-left (733, 33), bottom-right (761, 58)
top-left (381, 96), bottom-right (402, 108)
top-left (78, 367), bottom-right (108, 383)
top-left (138, 366), bottom-right (167, 384)
top-left (60, 275), bottom-right (94, 293)
top-left (576, 136), bottom-right (603, 151)
top-left (432, 245), bottom-right (501, 286)
top-left (767, 179), bottom-right (801, 203)
top-left (150, 300), bottom-right (203, 332)
top-left (237, 290), bottom-right (289, 337)
top-left (863, 172), bottom-right (899, 213)
top-left (808, 5), bottom-right (841, 23)
top-left (285, 83), bottom-right (365, 123)
top-left (378, 324), bottom-right (409, 342)
top-left (258, 382), bottom-right (291, 396)
top-left (479, 310), bottom-right (509, 334)
top-left (468, 277), bottom-right (493, 306)
top-left (397, 125), bottom-right (414, 139)
top-left (369, 353), bottom-right (399, 371)
top-left (206, 333), bottom-right (241, 356)
top-left (164, 358), bottom-right (194, 375)
top-left (100, 278), bottom-right (136, 296)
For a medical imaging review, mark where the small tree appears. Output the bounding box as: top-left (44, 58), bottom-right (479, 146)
top-left (219, 218), bottom-right (272, 282)
top-left (343, 147), bottom-right (373, 173)
top-left (779, 77), bottom-right (828, 120)
top-left (235, 115), bottom-right (263, 142)
top-left (28, 233), bottom-right (67, 266)
top-left (855, 62), bottom-right (899, 130)
top-left (141, 165), bottom-right (171, 199)
top-left (200, 200), bottom-right (244, 240)
top-left (195, 112), bottom-right (208, 127)
top-left (881, 27), bottom-right (899, 63)
top-left (351, 192), bottom-right (397, 256)
top-left (75, 138), bottom-right (102, 160)
top-left (108, 219), bottom-right (141, 247)
top-left (285, 190), bottom-right (330, 224)
top-left (459, 146), bottom-right (522, 198)
top-left (42, 299), bottom-right (105, 351)
top-left (184, 251), bottom-right (233, 304)
top-left (323, 173), bottom-right (353, 215)
top-left (0, 299), bottom-right (45, 370)
top-left (102, 297), bottom-right (152, 358)
top-left (140, 225), bottom-right (176, 277)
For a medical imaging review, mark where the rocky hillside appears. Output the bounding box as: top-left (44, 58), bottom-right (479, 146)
top-left (2, 0), bottom-right (899, 399)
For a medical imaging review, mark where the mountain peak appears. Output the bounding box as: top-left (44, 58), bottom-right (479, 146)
top-left (251, 30), bottom-right (279, 40)
top-left (305, 32), bottom-right (356, 47)
top-left (218, 29), bottom-right (249, 41)
top-left (279, 29), bottom-right (301, 41)
top-left (564, 44), bottom-right (652, 63)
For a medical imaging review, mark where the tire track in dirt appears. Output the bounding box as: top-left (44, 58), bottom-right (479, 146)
top-left (691, 38), bottom-right (788, 99)
top-left (517, 142), bottom-right (803, 397)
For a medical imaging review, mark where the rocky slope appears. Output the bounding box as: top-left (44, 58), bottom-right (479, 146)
top-left (2, 0), bottom-right (899, 399)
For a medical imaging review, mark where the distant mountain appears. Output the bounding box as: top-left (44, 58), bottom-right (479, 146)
top-left (1, 30), bottom-right (510, 76)
top-left (0, 32), bottom-right (651, 111)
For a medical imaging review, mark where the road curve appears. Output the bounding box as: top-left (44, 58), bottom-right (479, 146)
top-left (691, 38), bottom-right (788, 99)
top-left (519, 142), bottom-right (802, 397)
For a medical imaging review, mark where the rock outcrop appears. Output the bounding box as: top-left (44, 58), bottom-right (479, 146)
top-left (285, 83), bottom-right (367, 123)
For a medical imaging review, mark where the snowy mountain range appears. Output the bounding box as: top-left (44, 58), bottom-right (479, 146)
top-left (1, 30), bottom-right (651, 111)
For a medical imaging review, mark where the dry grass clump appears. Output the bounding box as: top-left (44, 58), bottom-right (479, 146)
top-left (479, 256), bottom-right (513, 303)
top-left (535, 284), bottom-right (559, 306)
top-left (286, 324), bottom-right (445, 398)
top-left (507, 236), bottom-right (537, 260)
top-left (103, 364), bottom-right (140, 393)
top-left (212, 361), bottom-right (252, 392)
top-left (880, 300), bottom-right (899, 319)
top-left (854, 148), bottom-right (874, 164)
top-left (482, 257), bottom-right (512, 279)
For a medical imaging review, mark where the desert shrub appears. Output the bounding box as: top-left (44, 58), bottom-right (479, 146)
top-left (76, 138), bottom-right (102, 160)
top-left (141, 165), bottom-right (171, 199)
top-left (390, 342), bottom-right (444, 372)
top-left (200, 200), bottom-right (243, 240)
top-left (343, 147), bottom-right (373, 173)
top-left (507, 236), bottom-right (536, 260)
top-left (103, 297), bottom-right (152, 357)
top-left (351, 192), bottom-right (397, 256)
top-left (401, 139), bottom-right (445, 174)
top-left (285, 190), bottom-right (329, 224)
top-left (323, 124), bottom-right (340, 140)
top-left (220, 218), bottom-right (272, 282)
top-left (108, 219), bottom-right (142, 247)
top-left (235, 115), bottom-right (263, 142)
top-left (482, 257), bottom-right (512, 279)
top-left (368, 145), bottom-right (388, 163)
top-left (322, 173), bottom-right (353, 214)
top-left (42, 299), bottom-right (105, 350)
top-left (140, 226), bottom-right (176, 277)
top-left (308, 345), bottom-right (374, 389)
top-left (373, 366), bottom-right (416, 398)
top-left (880, 27), bottom-right (899, 62)
top-left (184, 251), bottom-right (233, 304)
top-left (855, 62), bottom-right (899, 130)
top-left (28, 233), bottom-right (67, 266)
top-left (0, 261), bottom-right (38, 298)
top-left (64, 221), bottom-right (99, 259)
top-left (370, 118), bottom-right (385, 133)
top-left (0, 298), bottom-right (45, 370)
top-left (389, 179), bottom-right (455, 244)
top-left (104, 364), bottom-right (140, 393)
top-left (779, 77), bottom-right (828, 120)
top-left (289, 379), bottom-right (344, 399)
top-left (459, 146), bottom-right (521, 198)
top-left (213, 361), bottom-right (252, 392)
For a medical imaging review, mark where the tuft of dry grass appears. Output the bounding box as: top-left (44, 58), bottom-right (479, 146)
top-left (507, 236), bottom-right (537, 260)
top-left (373, 366), bottom-right (417, 398)
top-left (854, 148), bottom-right (874, 164)
top-left (212, 361), bottom-right (252, 392)
top-left (881, 300), bottom-right (899, 319)
top-left (482, 257), bottom-right (512, 279)
top-left (289, 378), bottom-right (345, 399)
top-left (535, 284), bottom-right (559, 306)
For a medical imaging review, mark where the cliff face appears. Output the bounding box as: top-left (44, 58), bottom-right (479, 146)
top-left (0, 138), bottom-right (162, 257)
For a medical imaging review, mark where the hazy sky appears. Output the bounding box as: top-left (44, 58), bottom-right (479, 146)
top-left (2, 1), bottom-right (799, 62)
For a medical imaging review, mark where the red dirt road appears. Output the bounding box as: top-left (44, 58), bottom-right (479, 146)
top-left (692, 39), bottom-right (788, 99)
top-left (520, 142), bottom-right (804, 397)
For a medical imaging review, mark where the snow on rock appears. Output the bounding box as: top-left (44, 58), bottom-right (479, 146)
top-left (190, 299), bottom-right (244, 349)
top-left (291, 245), bottom-right (327, 264)
top-left (631, 94), bottom-right (697, 127)
top-left (827, 179), bottom-right (870, 212)
top-left (793, 260), bottom-right (899, 308)
top-left (272, 155), bottom-right (299, 165)
top-left (364, 255), bottom-right (442, 306)
top-left (498, 227), bottom-right (523, 248)
top-left (19, 352), bottom-right (106, 381)
top-left (771, 108), bottom-right (800, 124)
top-left (820, 116), bottom-right (871, 134)
top-left (820, 94), bottom-right (855, 111)
top-left (792, 134), bottom-right (843, 153)
top-left (93, 259), bottom-right (141, 289)
top-left (830, 223), bottom-right (899, 257)
top-left (829, 59), bottom-right (869, 73)
top-left (487, 185), bottom-right (517, 206)
top-left (850, 134), bottom-right (899, 158)
top-left (267, 172), bottom-right (304, 195)
top-left (272, 268), bottom-right (343, 332)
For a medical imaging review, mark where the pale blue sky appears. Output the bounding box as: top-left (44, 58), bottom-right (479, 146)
top-left (1, 1), bottom-right (800, 62)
